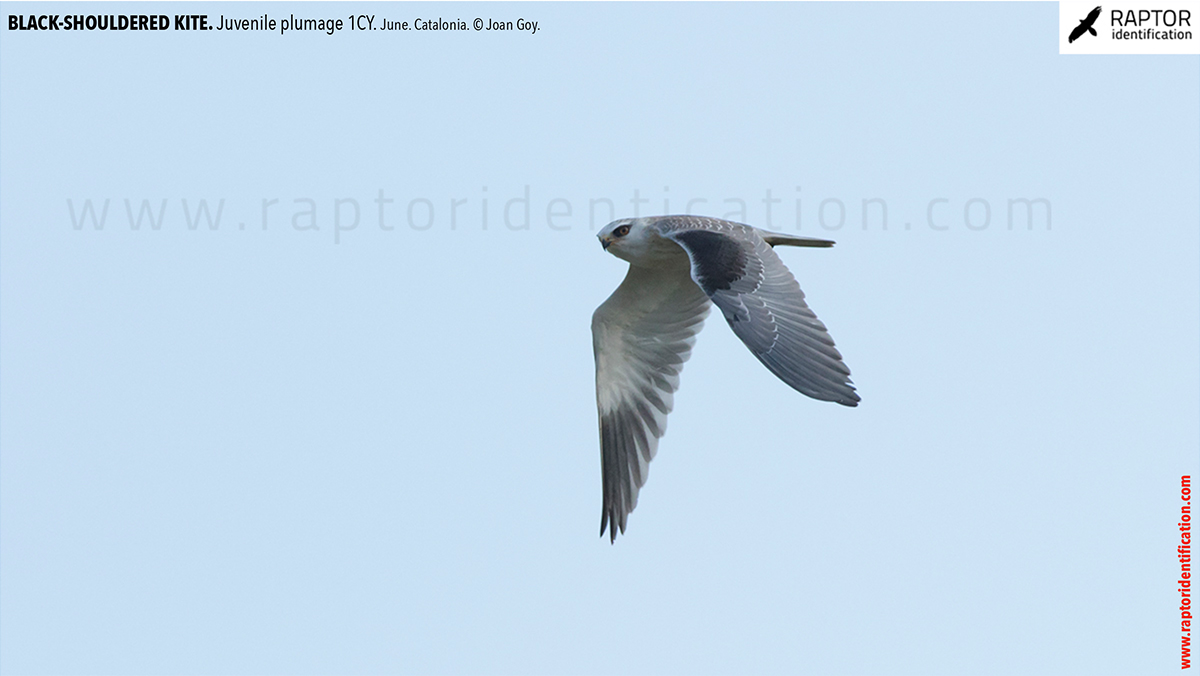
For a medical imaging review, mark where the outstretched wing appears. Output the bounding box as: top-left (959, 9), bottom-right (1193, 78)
top-left (663, 222), bottom-right (860, 407)
top-left (1069, 23), bottom-right (1087, 42)
top-left (592, 259), bottom-right (711, 542)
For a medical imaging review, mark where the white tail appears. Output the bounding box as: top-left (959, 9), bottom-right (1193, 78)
top-left (757, 230), bottom-right (835, 248)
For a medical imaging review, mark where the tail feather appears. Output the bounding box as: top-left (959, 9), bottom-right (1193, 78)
top-left (757, 229), bottom-right (836, 248)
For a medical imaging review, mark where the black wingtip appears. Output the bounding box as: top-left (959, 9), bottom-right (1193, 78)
top-left (600, 510), bottom-right (625, 543)
top-left (600, 512), bottom-right (616, 543)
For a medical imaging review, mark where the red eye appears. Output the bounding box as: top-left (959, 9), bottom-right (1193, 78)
top-left (614, 225), bottom-right (630, 237)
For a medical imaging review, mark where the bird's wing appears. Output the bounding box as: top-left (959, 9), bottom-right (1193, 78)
top-left (657, 218), bottom-right (860, 407)
top-left (592, 258), bottom-right (711, 542)
top-left (1070, 23), bottom-right (1086, 41)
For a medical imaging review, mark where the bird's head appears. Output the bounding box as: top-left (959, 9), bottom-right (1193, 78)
top-left (597, 218), bottom-right (653, 262)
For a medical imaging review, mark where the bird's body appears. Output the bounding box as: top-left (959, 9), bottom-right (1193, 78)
top-left (592, 215), bottom-right (858, 541)
top-left (1069, 6), bottom-right (1102, 43)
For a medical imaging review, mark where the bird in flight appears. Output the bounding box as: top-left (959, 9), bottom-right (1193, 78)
top-left (1069, 6), bottom-right (1102, 43)
top-left (592, 215), bottom-right (858, 542)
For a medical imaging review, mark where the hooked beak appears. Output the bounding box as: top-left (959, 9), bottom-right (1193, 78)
top-left (600, 237), bottom-right (611, 250)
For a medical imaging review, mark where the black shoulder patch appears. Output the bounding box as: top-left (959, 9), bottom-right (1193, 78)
top-left (672, 229), bottom-right (747, 294)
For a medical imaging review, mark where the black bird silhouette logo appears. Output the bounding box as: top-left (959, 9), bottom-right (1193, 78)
top-left (1070, 6), bottom-right (1102, 43)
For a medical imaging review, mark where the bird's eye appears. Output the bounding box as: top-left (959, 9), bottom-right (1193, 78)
top-left (614, 225), bottom-right (631, 237)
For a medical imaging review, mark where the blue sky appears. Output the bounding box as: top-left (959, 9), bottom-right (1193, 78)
top-left (2, 2), bottom-right (1198, 674)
